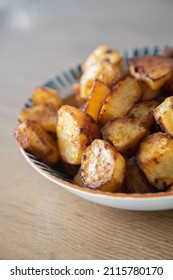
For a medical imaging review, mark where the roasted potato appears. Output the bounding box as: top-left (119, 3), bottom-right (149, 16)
top-left (32, 86), bottom-right (62, 109)
top-left (80, 139), bottom-right (126, 192)
top-left (128, 100), bottom-right (159, 130)
top-left (138, 81), bottom-right (160, 101)
top-left (18, 103), bottom-right (57, 133)
top-left (137, 132), bottom-right (173, 190)
top-left (101, 115), bottom-right (147, 156)
top-left (14, 120), bottom-right (60, 167)
top-left (63, 94), bottom-right (80, 107)
top-left (85, 79), bottom-right (111, 121)
top-left (125, 157), bottom-right (156, 193)
top-left (99, 76), bottom-right (142, 125)
top-left (56, 105), bottom-right (100, 165)
top-left (128, 55), bottom-right (173, 90)
top-left (153, 96), bottom-right (173, 137)
top-left (82, 45), bottom-right (122, 72)
top-left (80, 59), bottom-right (124, 100)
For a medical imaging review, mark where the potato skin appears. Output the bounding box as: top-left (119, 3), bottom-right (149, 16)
top-left (56, 105), bottom-right (100, 165)
top-left (82, 45), bottom-right (122, 72)
top-left (80, 139), bottom-right (126, 192)
top-left (125, 157), bottom-right (156, 193)
top-left (32, 86), bottom-right (62, 109)
top-left (128, 100), bottom-right (159, 130)
top-left (99, 76), bottom-right (141, 125)
top-left (101, 115), bottom-right (147, 156)
top-left (153, 96), bottom-right (173, 137)
top-left (138, 81), bottom-right (160, 101)
top-left (14, 120), bottom-right (60, 167)
top-left (128, 55), bottom-right (173, 90)
top-left (80, 60), bottom-right (124, 100)
top-left (18, 103), bottom-right (57, 133)
top-left (137, 132), bottom-right (173, 190)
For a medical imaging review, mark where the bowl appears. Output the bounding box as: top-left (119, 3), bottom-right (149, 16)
top-left (17, 46), bottom-right (173, 211)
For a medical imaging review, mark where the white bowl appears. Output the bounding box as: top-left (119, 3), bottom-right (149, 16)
top-left (17, 46), bottom-right (173, 211)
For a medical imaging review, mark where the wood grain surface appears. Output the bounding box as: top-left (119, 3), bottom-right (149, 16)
top-left (0, 0), bottom-right (173, 260)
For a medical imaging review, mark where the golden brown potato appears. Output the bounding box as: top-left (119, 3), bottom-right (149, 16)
top-left (138, 81), bottom-right (160, 101)
top-left (72, 83), bottom-right (80, 96)
top-left (56, 105), bottom-right (100, 165)
top-left (85, 79), bottom-right (111, 121)
top-left (99, 76), bottom-right (141, 125)
top-left (80, 59), bottom-right (124, 100)
top-left (128, 100), bottom-right (159, 130)
top-left (63, 84), bottom-right (85, 108)
top-left (137, 132), bottom-right (173, 190)
top-left (32, 86), bottom-right (62, 109)
top-left (63, 94), bottom-right (80, 107)
top-left (153, 96), bottom-right (173, 137)
top-left (125, 157), bottom-right (156, 193)
top-left (128, 55), bottom-right (173, 90)
top-left (82, 45), bottom-right (122, 72)
top-left (13, 120), bottom-right (60, 167)
top-left (71, 83), bottom-right (86, 107)
top-left (101, 115), bottom-right (147, 156)
top-left (18, 103), bottom-right (57, 133)
top-left (80, 139), bottom-right (126, 192)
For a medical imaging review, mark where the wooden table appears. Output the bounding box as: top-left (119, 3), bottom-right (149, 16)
top-left (1, 0), bottom-right (173, 260)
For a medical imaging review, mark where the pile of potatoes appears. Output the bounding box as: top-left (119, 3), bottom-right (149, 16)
top-left (14, 45), bottom-right (173, 194)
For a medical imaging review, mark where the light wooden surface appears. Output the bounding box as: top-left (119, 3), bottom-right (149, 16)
top-left (1, 0), bottom-right (173, 260)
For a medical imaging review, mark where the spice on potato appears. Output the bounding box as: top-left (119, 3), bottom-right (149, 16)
top-left (137, 132), bottom-right (173, 190)
top-left (80, 139), bottom-right (126, 192)
top-left (56, 105), bottom-right (100, 165)
top-left (14, 120), bottom-right (60, 167)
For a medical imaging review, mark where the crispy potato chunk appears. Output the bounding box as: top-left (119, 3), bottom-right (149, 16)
top-left (128, 55), bottom-right (173, 90)
top-left (56, 105), bottom-right (100, 164)
top-left (125, 157), bottom-right (156, 193)
top-left (82, 45), bottom-right (122, 72)
top-left (71, 83), bottom-right (86, 107)
top-left (128, 100), bottom-right (159, 130)
top-left (32, 86), bottom-right (62, 109)
top-left (14, 120), bottom-right (60, 167)
top-left (101, 115), bottom-right (147, 156)
top-left (85, 79), bottom-right (111, 121)
top-left (153, 96), bottom-right (173, 137)
top-left (138, 81), bottom-right (160, 101)
top-left (18, 103), bottom-right (57, 133)
top-left (137, 132), bottom-right (173, 190)
top-left (80, 139), bottom-right (126, 192)
top-left (99, 76), bottom-right (141, 125)
top-left (63, 94), bottom-right (79, 107)
top-left (80, 60), bottom-right (124, 100)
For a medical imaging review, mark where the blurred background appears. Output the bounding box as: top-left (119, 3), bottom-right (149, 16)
top-left (1, 0), bottom-right (173, 123)
top-left (1, 0), bottom-right (173, 95)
